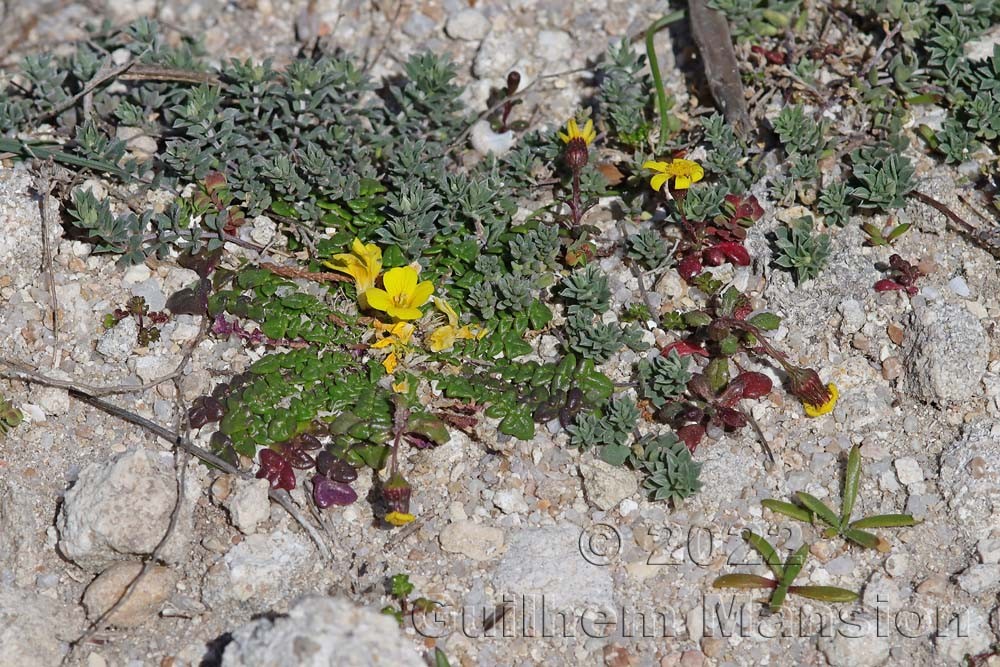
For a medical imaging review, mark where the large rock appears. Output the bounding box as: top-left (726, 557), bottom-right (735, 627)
top-left (57, 448), bottom-right (201, 571)
top-left (579, 458), bottom-right (638, 511)
top-left (202, 531), bottom-right (313, 608)
top-left (904, 300), bottom-right (988, 404)
top-left (494, 525), bottom-right (615, 612)
top-left (939, 420), bottom-right (1000, 543)
top-left (221, 596), bottom-right (423, 667)
top-left (0, 585), bottom-right (84, 666)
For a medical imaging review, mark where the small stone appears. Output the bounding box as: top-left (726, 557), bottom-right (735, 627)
top-left (493, 488), bottom-right (529, 514)
top-left (818, 619), bottom-right (891, 666)
top-left (33, 386), bottom-right (70, 416)
top-left (884, 553), bottom-right (908, 577)
top-left (223, 477), bottom-right (271, 535)
top-left (886, 322), bottom-right (905, 345)
top-left (678, 650), bottom-right (705, 667)
top-left (445, 9), bottom-right (490, 41)
top-left (936, 607), bottom-right (994, 663)
top-left (904, 493), bottom-right (937, 520)
top-left (474, 31), bottom-right (522, 79)
top-left (904, 301), bottom-right (988, 404)
top-left (123, 264), bottom-right (151, 284)
top-left (838, 299), bottom-right (866, 334)
top-left (881, 356), bottom-right (902, 380)
top-left (133, 355), bottom-right (173, 383)
top-left (439, 520), bottom-right (505, 561)
top-left (130, 277), bottom-right (167, 312)
top-left (949, 276), bottom-right (971, 298)
top-left (977, 537), bottom-right (1000, 564)
top-left (96, 316), bottom-right (139, 363)
top-left (957, 563), bottom-right (1000, 594)
top-left (83, 562), bottom-right (177, 627)
top-left (534, 30), bottom-right (573, 62)
top-left (221, 596), bottom-right (424, 666)
top-left (700, 638), bottom-right (725, 659)
top-left (469, 119), bottom-right (515, 156)
top-left (249, 215), bottom-right (277, 246)
top-left (893, 457), bottom-right (923, 485)
top-left (916, 574), bottom-right (949, 596)
top-left (824, 554), bottom-right (854, 576)
top-left (202, 531), bottom-right (313, 607)
top-left (401, 10), bottom-right (436, 39)
top-left (579, 458), bottom-right (638, 511)
top-left (939, 420), bottom-right (1000, 541)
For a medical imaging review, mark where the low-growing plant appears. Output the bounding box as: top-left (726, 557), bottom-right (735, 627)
top-left (772, 216), bottom-right (831, 284)
top-left (762, 445), bottom-right (920, 551)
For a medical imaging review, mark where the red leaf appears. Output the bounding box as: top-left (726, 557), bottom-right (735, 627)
top-left (662, 340), bottom-right (710, 358)
top-left (678, 255), bottom-right (703, 281)
top-left (677, 424), bottom-right (706, 452)
top-left (716, 242), bottom-right (751, 266)
top-left (874, 279), bottom-right (905, 292)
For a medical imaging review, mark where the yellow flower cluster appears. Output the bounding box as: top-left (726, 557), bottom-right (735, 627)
top-left (324, 238), bottom-right (482, 375)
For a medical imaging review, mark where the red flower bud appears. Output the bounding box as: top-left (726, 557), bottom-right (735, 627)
top-left (786, 365), bottom-right (833, 408)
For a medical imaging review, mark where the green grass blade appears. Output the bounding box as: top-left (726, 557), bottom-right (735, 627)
top-left (744, 530), bottom-right (784, 579)
top-left (712, 574), bottom-right (778, 589)
top-left (761, 499), bottom-right (813, 523)
top-left (794, 492), bottom-right (840, 529)
top-left (839, 445), bottom-right (861, 529)
top-left (781, 544), bottom-right (809, 586)
top-left (645, 11), bottom-right (686, 149)
top-left (788, 585), bottom-right (859, 603)
top-left (850, 514), bottom-right (920, 529)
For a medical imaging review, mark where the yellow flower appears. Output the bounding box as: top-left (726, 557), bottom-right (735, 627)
top-left (803, 383), bottom-right (839, 418)
top-left (391, 378), bottom-right (409, 393)
top-left (371, 321), bottom-right (414, 374)
top-left (642, 158), bottom-right (705, 191)
top-left (558, 118), bottom-right (596, 146)
top-left (428, 297), bottom-right (483, 352)
top-left (323, 238), bottom-right (382, 295)
top-left (385, 511), bottom-right (415, 527)
top-left (382, 352), bottom-right (399, 374)
top-left (365, 266), bottom-right (434, 321)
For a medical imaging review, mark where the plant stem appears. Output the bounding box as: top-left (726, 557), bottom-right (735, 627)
top-left (645, 11), bottom-right (686, 150)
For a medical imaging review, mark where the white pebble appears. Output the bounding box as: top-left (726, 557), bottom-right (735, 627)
top-left (469, 120), bottom-right (515, 156)
top-left (948, 276), bottom-right (971, 298)
top-left (123, 264), bottom-right (151, 284)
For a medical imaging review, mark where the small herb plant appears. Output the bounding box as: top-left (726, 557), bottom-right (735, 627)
top-left (0, 395), bottom-right (23, 437)
top-left (772, 216), bottom-right (831, 284)
top-left (713, 530), bottom-right (858, 612)
top-left (380, 573), bottom-right (439, 626)
top-left (103, 296), bottom-right (170, 346)
top-left (761, 445), bottom-right (919, 551)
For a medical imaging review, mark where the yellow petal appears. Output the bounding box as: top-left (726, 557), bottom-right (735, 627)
top-left (803, 383), bottom-right (839, 418)
top-left (581, 119), bottom-right (596, 145)
top-left (385, 511), bottom-right (415, 527)
top-left (371, 336), bottom-right (394, 349)
top-left (455, 325), bottom-right (478, 340)
top-left (674, 174), bottom-right (692, 189)
top-left (642, 160), bottom-right (668, 172)
top-left (382, 351), bottom-right (398, 374)
top-left (364, 288), bottom-right (391, 312)
top-left (433, 296), bottom-right (460, 327)
top-left (383, 266), bottom-right (417, 298)
top-left (409, 280), bottom-right (435, 308)
top-left (650, 173), bottom-right (669, 192)
top-left (429, 325), bottom-right (457, 352)
top-left (391, 322), bottom-right (415, 344)
top-left (392, 379), bottom-right (409, 393)
top-left (388, 305), bottom-right (424, 321)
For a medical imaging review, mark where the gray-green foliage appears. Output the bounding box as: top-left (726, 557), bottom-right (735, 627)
top-left (631, 433), bottom-right (703, 505)
top-left (598, 40), bottom-right (652, 147)
top-left (773, 216), bottom-right (831, 284)
top-left (565, 313), bottom-right (648, 364)
top-left (627, 229), bottom-right (672, 270)
top-left (701, 113), bottom-right (751, 191)
top-left (637, 350), bottom-right (692, 408)
top-left (561, 264), bottom-right (611, 315)
top-left (567, 396), bottom-right (640, 465)
top-left (848, 144), bottom-right (916, 211)
top-left (817, 181), bottom-right (851, 226)
top-left (707, 0), bottom-right (799, 41)
top-left (676, 182), bottom-right (728, 222)
top-left (936, 117), bottom-right (980, 163)
top-left (773, 106), bottom-right (828, 185)
top-left (467, 274), bottom-right (534, 321)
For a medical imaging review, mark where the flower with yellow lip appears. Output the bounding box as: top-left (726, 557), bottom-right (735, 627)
top-left (558, 118), bottom-right (597, 146)
top-left (802, 383), bottom-right (839, 417)
top-left (323, 238), bottom-right (382, 299)
top-left (427, 296), bottom-right (483, 352)
top-left (372, 321), bottom-right (414, 374)
top-left (365, 266), bottom-right (434, 321)
top-left (642, 158), bottom-right (705, 191)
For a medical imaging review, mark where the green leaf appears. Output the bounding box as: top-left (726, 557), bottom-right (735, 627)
top-left (840, 445), bottom-right (861, 529)
top-left (761, 499), bottom-right (814, 523)
top-left (705, 357), bottom-right (730, 393)
top-left (781, 544), bottom-right (809, 586)
top-left (498, 406), bottom-right (534, 440)
top-left (886, 223), bottom-right (911, 241)
top-left (527, 299), bottom-right (553, 330)
top-left (842, 528), bottom-right (886, 550)
top-left (683, 310), bottom-right (712, 327)
top-left (390, 573), bottom-right (414, 598)
top-left (787, 585), bottom-right (859, 603)
top-left (449, 239), bottom-right (479, 263)
top-left (769, 583), bottom-right (789, 612)
top-left (744, 531), bottom-right (784, 579)
top-left (434, 648), bottom-right (452, 667)
top-left (794, 492), bottom-right (840, 529)
top-left (748, 312), bottom-right (781, 330)
top-left (850, 514), bottom-right (920, 529)
top-left (600, 444), bottom-right (631, 466)
top-left (712, 574), bottom-right (777, 589)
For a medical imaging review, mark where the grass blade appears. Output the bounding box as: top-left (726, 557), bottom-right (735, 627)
top-left (850, 514), bottom-right (919, 529)
top-left (761, 499), bottom-right (813, 523)
top-left (712, 574), bottom-right (778, 589)
top-left (744, 530), bottom-right (784, 579)
top-left (794, 492), bottom-right (840, 529)
top-left (788, 585), bottom-right (859, 603)
top-left (839, 445), bottom-right (861, 530)
top-left (769, 583), bottom-right (789, 612)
